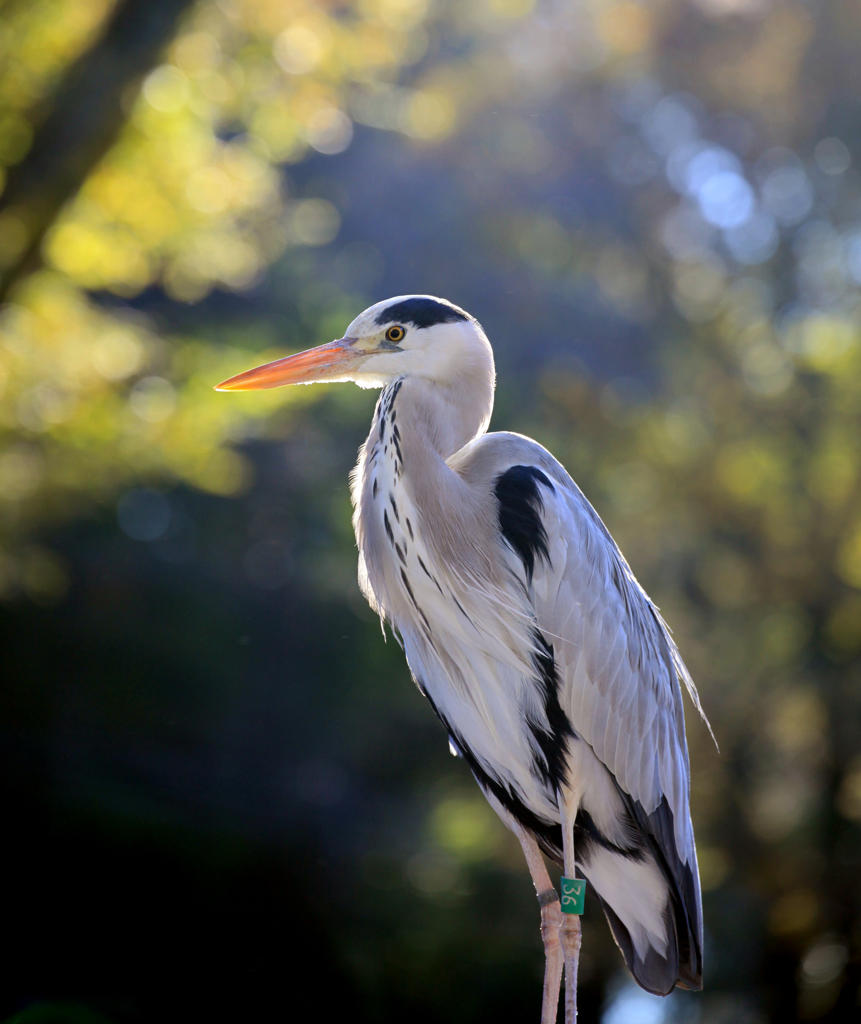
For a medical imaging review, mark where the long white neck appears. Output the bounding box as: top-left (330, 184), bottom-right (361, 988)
top-left (394, 372), bottom-right (493, 460)
top-left (352, 366), bottom-right (496, 619)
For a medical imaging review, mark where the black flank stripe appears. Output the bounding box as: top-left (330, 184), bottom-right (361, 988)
top-left (417, 682), bottom-right (655, 883)
top-left (576, 806), bottom-right (646, 862)
top-left (526, 632), bottom-right (575, 793)
top-left (383, 509), bottom-right (394, 545)
top-left (419, 684), bottom-right (564, 864)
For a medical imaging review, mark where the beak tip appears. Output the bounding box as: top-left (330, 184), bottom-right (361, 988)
top-left (213, 337), bottom-right (356, 394)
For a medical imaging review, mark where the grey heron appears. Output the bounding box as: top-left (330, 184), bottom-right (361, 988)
top-left (216, 296), bottom-right (707, 1023)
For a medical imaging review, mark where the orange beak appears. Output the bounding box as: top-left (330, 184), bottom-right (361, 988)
top-left (214, 337), bottom-right (360, 391)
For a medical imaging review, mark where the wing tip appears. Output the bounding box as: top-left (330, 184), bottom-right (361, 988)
top-left (599, 895), bottom-right (702, 996)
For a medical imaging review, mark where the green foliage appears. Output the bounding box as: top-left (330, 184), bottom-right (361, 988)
top-left (3, 1004), bottom-right (115, 1024)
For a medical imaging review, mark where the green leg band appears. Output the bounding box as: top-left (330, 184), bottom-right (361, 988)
top-left (560, 876), bottom-right (586, 915)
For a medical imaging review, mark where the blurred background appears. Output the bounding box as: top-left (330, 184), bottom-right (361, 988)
top-left (2, 0), bottom-right (861, 1021)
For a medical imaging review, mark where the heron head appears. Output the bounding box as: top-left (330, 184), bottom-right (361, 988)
top-left (215, 295), bottom-right (494, 392)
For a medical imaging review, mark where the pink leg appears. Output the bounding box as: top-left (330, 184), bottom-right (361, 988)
top-left (486, 794), bottom-right (563, 1023)
top-left (559, 799), bottom-right (582, 1024)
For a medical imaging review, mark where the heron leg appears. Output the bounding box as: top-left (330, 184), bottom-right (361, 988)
top-left (559, 799), bottom-right (582, 1024)
top-left (515, 825), bottom-right (564, 1024)
top-left (485, 793), bottom-right (563, 1023)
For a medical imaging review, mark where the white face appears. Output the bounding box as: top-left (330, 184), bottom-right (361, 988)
top-left (345, 295), bottom-right (492, 389)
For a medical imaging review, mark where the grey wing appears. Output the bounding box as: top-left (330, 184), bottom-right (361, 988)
top-left (455, 431), bottom-right (707, 992)
top-left (532, 445), bottom-right (706, 991)
top-left (536, 474), bottom-right (702, 856)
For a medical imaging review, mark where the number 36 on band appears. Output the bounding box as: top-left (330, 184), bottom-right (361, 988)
top-left (560, 877), bottom-right (586, 915)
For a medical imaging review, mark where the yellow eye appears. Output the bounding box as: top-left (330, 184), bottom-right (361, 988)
top-left (386, 325), bottom-right (405, 343)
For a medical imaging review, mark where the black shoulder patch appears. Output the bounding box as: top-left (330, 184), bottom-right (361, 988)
top-left (374, 296), bottom-right (470, 329)
top-left (494, 465), bottom-right (554, 582)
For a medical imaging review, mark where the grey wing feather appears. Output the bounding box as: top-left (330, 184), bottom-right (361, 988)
top-left (535, 467), bottom-right (705, 817)
top-left (454, 431), bottom-right (709, 981)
